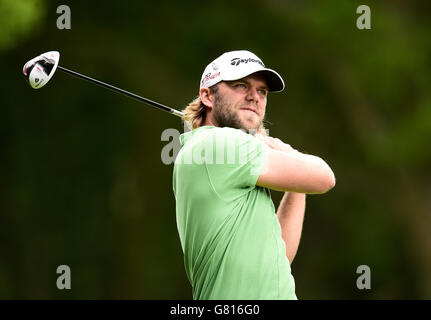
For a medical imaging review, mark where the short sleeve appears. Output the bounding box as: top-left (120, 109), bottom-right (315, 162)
top-left (204, 128), bottom-right (269, 201)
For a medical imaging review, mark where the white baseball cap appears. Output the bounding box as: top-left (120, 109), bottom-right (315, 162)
top-left (199, 50), bottom-right (285, 92)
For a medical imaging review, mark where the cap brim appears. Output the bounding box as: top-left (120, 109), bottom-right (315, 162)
top-left (222, 68), bottom-right (285, 92)
top-left (254, 69), bottom-right (285, 92)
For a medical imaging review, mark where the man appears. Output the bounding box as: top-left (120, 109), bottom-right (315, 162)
top-left (173, 50), bottom-right (335, 300)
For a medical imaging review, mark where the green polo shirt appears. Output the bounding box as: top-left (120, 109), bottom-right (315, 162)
top-left (173, 126), bottom-right (296, 300)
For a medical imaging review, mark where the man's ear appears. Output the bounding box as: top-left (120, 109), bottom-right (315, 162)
top-left (200, 88), bottom-right (214, 110)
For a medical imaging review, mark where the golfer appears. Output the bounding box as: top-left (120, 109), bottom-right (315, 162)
top-left (173, 50), bottom-right (335, 300)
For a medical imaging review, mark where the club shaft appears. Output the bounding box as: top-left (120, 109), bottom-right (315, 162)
top-left (57, 66), bottom-right (184, 118)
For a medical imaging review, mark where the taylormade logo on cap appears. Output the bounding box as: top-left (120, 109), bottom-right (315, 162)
top-left (230, 57), bottom-right (265, 67)
top-left (199, 50), bottom-right (285, 92)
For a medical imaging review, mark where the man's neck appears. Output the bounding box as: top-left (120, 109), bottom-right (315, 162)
top-left (202, 115), bottom-right (217, 127)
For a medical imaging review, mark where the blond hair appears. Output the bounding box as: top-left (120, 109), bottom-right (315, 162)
top-left (182, 95), bottom-right (208, 130)
top-left (182, 86), bottom-right (268, 135)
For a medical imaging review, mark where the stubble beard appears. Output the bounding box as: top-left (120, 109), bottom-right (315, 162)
top-left (212, 92), bottom-right (261, 133)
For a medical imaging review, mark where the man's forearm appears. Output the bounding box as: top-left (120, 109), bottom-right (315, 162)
top-left (276, 192), bottom-right (306, 264)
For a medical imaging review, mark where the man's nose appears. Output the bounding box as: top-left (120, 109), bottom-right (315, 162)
top-left (246, 87), bottom-right (260, 102)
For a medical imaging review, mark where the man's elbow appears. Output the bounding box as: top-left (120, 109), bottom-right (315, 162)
top-left (316, 170), bottom-right (336, 194)
top-left (301, 154), bottom-right (336, 194)
top-left (326, 170), bottom-right (336, 191)
top-left (302, 166), bottom-right (336, 194)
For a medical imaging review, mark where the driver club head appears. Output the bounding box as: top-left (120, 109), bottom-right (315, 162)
top-left (23, 51), bottom-right (60, 89)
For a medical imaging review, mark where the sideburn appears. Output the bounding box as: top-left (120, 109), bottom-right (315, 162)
top-left (212, 90), bottom-right (244, 130)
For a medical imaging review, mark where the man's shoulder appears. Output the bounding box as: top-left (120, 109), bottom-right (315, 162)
top-left (182, 126), bottom-right (253, 145)
top-left (202, 126), bottom-right (253, 140)
top-left (175, 126), bottom-right (262, 167)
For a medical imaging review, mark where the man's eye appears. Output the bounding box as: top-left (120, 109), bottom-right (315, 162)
top-left (258, 89), bottom-right (268, 96)
top-left (235, 83), bottom-right (247, 88)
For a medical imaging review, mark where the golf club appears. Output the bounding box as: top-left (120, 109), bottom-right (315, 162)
top-left (23, 51), bottom-right (184, 118)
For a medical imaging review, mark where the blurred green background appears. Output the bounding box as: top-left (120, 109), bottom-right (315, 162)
top-left (1, 0), bottom-right (430, 299)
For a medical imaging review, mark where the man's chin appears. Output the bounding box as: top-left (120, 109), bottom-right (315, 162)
top-left (215, 112), bottom-right (260, 133)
